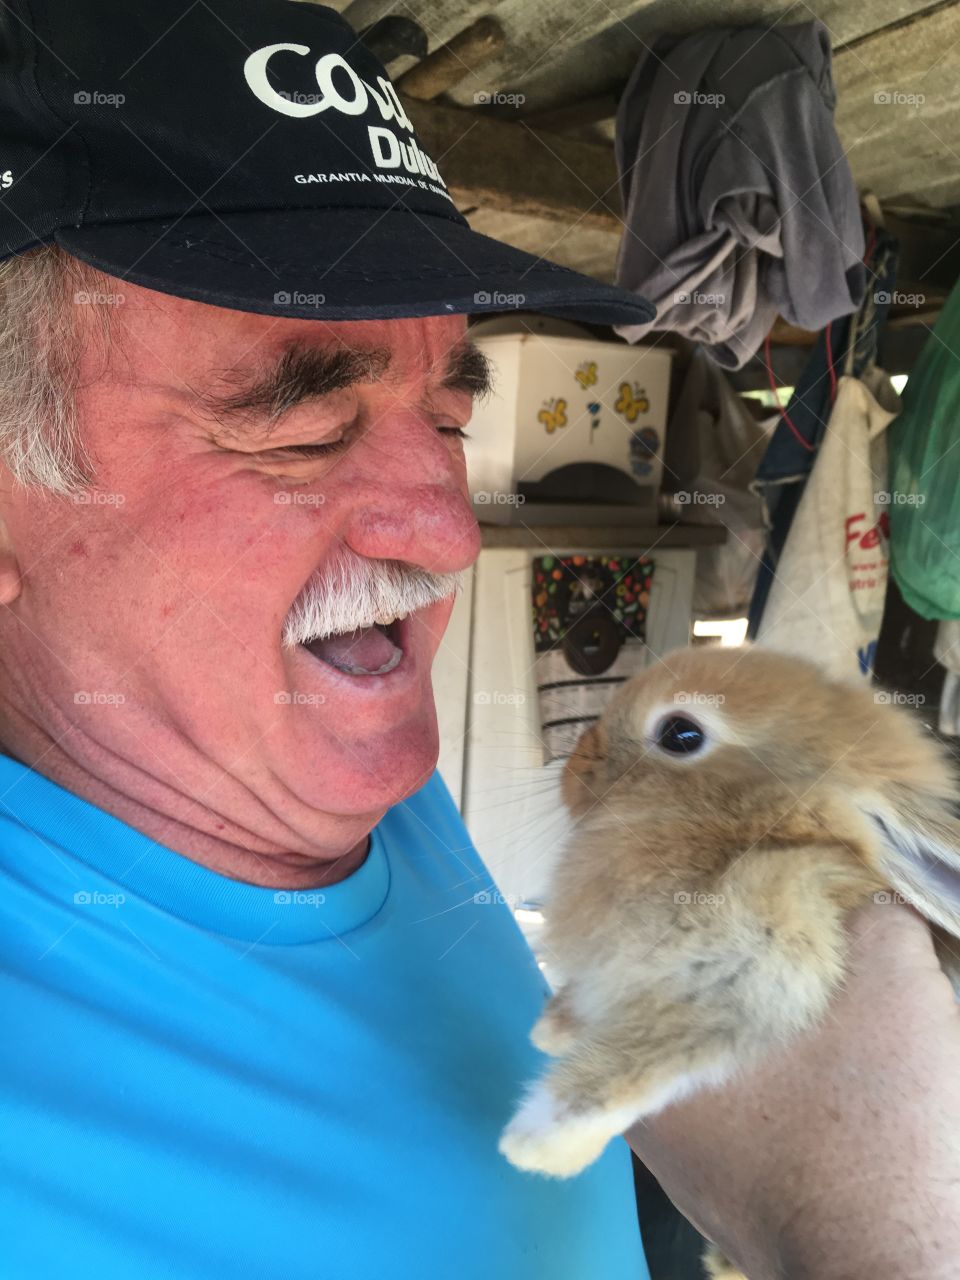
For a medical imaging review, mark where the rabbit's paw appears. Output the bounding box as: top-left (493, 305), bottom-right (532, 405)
top-left (529, 1010), bottom-right (577, 1057)
top-left (499, 1083), bottom-right (619, 1178)
top-left (702, 1244), bottom-right (747, 1280)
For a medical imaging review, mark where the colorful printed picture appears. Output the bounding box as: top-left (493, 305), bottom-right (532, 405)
top-left (531, 554), bottom-right (654, 653)
top-left (575, 361), bottom-right (598, 389)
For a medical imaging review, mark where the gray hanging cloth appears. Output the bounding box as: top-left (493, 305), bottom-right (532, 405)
top-left (613, 21), bottom-right (865, 369)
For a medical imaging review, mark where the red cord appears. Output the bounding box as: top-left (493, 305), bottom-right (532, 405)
top-left (763, 332), bottom-right (815, 452)
top-left (863, 224), bottom-right (877, 265)
top-left (766, 207), bottom-right (875, 443)
top-left (825, 320), bottom-right (838, 404)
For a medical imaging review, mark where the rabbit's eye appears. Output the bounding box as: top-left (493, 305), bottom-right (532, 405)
top-left (654, 715), bottom-right (705, 755)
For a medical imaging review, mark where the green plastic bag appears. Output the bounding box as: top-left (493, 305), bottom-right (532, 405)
top-left (888, 277), bottom-right (960, 619)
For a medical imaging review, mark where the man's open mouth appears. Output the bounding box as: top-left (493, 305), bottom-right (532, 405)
top-left (302, 615), bottom-right (406, 677)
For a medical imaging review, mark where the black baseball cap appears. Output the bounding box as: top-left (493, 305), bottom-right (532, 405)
top-left (0, 0), bottom-right (656, 327)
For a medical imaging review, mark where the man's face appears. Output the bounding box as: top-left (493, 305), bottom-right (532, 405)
top-left (0, 279), bottom-right (482, 852)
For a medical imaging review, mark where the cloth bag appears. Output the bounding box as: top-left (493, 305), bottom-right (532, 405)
top-left (746, 204), bottom-right (898, 637)
top-left (755, 365), bottom-right (901, 679)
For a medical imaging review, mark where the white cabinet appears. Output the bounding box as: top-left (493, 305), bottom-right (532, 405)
top-left (464, 334), bottom-right (673, 523)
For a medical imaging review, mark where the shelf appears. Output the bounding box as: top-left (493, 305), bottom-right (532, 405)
top-left (478, 521), bottom-right (727, 550)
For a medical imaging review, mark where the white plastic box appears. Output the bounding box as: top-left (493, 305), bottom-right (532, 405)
top-left (464, 333), bottom-right (672, 523)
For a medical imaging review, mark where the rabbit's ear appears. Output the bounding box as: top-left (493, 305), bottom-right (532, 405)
top-left (858, 786), bottom-right (960, 940)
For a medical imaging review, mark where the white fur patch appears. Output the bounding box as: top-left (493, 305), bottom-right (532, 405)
top-left (500, 1057), bottom-right (739, 1178)
top-left (500, 1083), bottom-right (650, 1178)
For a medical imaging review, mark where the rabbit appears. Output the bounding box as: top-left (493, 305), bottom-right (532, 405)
top-left (499, 644), bottom-right (960, 1194)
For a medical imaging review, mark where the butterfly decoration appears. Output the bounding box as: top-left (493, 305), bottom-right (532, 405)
top-left (538, 398), bottom-right (568, 434)
top-left (587, 401), bottom-right (602, 437)
top-left (629, 426), bottom-right (661, 477)
top-left (575, 361), bottom-right (598, 389)
top-left (614, 382), bottom-right (650, 424)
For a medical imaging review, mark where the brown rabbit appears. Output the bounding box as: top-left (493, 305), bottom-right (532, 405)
top-left (499, 644), bottom-right (960, 1208)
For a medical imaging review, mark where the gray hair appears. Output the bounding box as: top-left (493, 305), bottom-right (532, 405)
top-left (283, 550), bottom-right (462, 647)
top-left (0, 244), bottom-right (114, 494)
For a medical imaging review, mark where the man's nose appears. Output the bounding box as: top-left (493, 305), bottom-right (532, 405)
top-left (341, 420), bottom-right (481, 575)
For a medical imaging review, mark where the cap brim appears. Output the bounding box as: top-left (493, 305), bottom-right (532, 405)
top-left (55, 207), bottom-right (655, 328)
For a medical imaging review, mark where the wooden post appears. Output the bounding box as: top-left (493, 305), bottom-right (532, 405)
top-left (397, 17), bottom-right (506, 102)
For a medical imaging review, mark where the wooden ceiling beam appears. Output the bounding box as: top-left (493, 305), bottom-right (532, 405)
top-left (400, 93), bottom-right (623, 233)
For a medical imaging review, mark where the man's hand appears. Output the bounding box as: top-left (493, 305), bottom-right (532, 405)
top-left (626, 902), bottom-right (960, 1280)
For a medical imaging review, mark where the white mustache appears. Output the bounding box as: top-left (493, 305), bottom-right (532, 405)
top-left (282, 553), bottom-right (463, 647)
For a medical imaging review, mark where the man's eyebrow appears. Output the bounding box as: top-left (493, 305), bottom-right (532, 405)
top-left (199, 344), bottom-right (391, 427)
top-left (197, 336), bottom-right (494, 432)
top-left (442, 340), bottom-right (494, 401)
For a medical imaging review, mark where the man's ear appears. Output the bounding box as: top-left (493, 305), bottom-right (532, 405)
top-left (0, 513), bottom-right (22, 604)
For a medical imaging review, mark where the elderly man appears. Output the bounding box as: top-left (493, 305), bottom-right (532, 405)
top-left (1, 3), bottom-right (958, 1279)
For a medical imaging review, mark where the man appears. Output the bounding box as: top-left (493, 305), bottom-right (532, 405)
top-left (0, 3), bottom-right (957, 1279)
top-left (0, 3), bottom-right (654, 1276)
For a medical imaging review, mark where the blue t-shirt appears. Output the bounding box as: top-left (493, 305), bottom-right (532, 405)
top-left (0, 754), bottom-right (648, 1279)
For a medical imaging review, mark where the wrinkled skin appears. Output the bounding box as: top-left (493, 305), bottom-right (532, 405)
top-left (0, 277), bottom-right (480, 887)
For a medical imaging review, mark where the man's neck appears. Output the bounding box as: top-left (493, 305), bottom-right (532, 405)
top-left (0, 705), bottom-right (374, 890)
